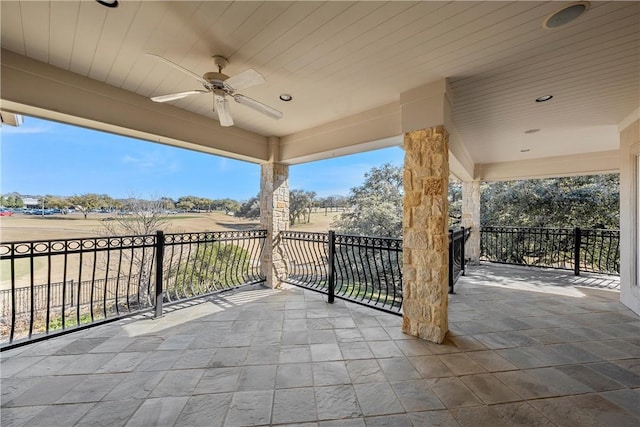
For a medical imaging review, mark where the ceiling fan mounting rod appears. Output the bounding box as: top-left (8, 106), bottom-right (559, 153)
top-left (212, 55), bottom-right (229, 73)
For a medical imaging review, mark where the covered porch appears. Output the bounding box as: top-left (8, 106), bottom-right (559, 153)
top-left (2, 1), bottom-right (638, 343)
top-left (2, 264), bottom-right (638, 426)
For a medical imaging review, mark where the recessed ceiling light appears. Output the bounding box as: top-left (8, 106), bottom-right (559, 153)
top-left (520, 149), bottom-right (531, 153)
top-left (279, 94), bottom-right (293, 102)
top-left (524, 129), bottom-right (541, 134)
top-left (543, 2), bottom-right (590, 29)
top-left (535, 95), bottom-right (553, 103)
top-left (95, 0), bottom-right (119, 8)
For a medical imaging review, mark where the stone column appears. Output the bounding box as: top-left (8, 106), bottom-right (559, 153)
top-left (402, 126), bottom-right (450, 344)
top-left (462, 180), bottom-right (481, 265)
top-left (260, 162), bottom-right (289, 289)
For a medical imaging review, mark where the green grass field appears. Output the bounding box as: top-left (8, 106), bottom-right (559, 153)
top-left (0, 258), bottom-right (46, 283)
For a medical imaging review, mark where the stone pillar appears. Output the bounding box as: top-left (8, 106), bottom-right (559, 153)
top-left (461, 180), bottom-right (481, 265)
top-left (260, 162), bottom-right (289, 289)
top-left (402, 126), bottom-right (450, 344)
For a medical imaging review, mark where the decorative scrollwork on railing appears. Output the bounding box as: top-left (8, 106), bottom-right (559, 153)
top-left (0, 235), bottom-right (157, 258)
top-left (164, 229), bottom-right (267, 244)
top-left (480, 226), bottom-right (620, 275)
top-left (1, 229), bottom-right (268, 348)
top-left (281, 231), bottom-right (329, 243)
top-left (281, 231), bottom-right (403, 314)
top-left (335, 234), bottom-right (402, 250)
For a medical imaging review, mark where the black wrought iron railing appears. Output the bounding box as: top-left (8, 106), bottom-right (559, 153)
top-left (0, 230), bottom-right (266, 348)
top-left (449, 227), bottom-right (471, 294)
top-left (281, 228), bottom-right (470, 314)
top-left (281, 231), bottom-right (403, 314)
top-left (480, 226), bottom-right (620, 275)
top-left (162, 230), bottom-right (266, 303)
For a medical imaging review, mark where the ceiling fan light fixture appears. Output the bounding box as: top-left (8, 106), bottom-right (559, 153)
top-left (535, 95), bottom-right (553, 103)
top-left (279, 94), bottom-right (293, 102)
top-left (543, 2), bottom-right (590, 29)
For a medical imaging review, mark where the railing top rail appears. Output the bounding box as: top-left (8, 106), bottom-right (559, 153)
top-left (164, 229), bottom-right (267, 244)
top-left (481, 225), bottom-right (620, 233)
top-left (481, 226), bottom-right (574, 231)
top-left (0, 233), bottom-right (155, 247)
top-left (281, 231), bottom-right (329, 242)
top-left (0, 234), bottom-right (157, 258)
top-left (335, 234), bottom-right (402, 250)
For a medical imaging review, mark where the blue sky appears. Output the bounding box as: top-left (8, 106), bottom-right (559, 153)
top-left (1, 116), bottom-right (404, 201)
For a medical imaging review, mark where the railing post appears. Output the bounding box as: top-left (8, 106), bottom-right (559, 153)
top-left (460, 226), bottom-right (466, 276)
top-left (448, 229), bottom-right (455, 294)
top-left (154, 230), bottom-right (164, 318)
top-left (327, 230), bottom-right (335, 304)
top-left (574, 227), bottom-right (581, 276)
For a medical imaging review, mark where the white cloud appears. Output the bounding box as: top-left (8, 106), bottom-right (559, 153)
top-left (0, 124), bottom-right (51, 134)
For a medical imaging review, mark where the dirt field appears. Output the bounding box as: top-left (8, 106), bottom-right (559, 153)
top-left (0, 211), bottom-right (340, 289)
top-left (0, 211), bottom-right (339, 242)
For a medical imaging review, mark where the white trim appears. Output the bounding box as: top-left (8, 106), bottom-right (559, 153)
top-left (477, 150), bottom-right (620, 181)
top-left (619, 108), bottom-right (640, 132)
top-left (636, 154), bottom-right (640, 288)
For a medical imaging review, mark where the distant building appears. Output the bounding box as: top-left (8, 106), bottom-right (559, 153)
top-left (23, 198), bottom-right (39, 208)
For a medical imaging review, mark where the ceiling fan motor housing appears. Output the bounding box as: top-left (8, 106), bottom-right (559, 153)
top-left (203, 71), bottom-right (229, 94)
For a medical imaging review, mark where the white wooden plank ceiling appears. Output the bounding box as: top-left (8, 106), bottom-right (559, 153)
top-left (1, 1), bottom-right (639, 164)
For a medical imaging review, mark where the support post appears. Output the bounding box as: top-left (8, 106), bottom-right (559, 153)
top-left (448, 229), bottom-right (454, 294)
top-left (154, 230), bottom-right (164, 318)
top-left (461, 180), bottom-right (481, 265)
top-left (460, 226), bottom-right (466, 276)
top-left (402, 125), bottom-right (450, 344)
top-left (574, 227), bottom-right (581, 276)
top-left (327, 230), bottom-right (335, 304)
top-left (260, 161), bottom-right (289, 289)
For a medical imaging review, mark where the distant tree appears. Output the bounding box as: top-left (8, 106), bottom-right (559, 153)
top-left (480, 174), bottom-right (619, 228)
top-left (1, 194), bottom-right (24, 208)
top-left (196, 197), bottom-right (214, 211)
top-left (236, 196), bottom-right (260, 219)
top-left (449, 180), bottom-right (462, 227)
top-left (159, 197), bottom-right (176, 210)
top-left (317, 195), bottom-right (349, 214)
top-left (68, 194), bottom-right (103, 219)
top-left (97, 197), bottom-right (173, 307)
top-left (176, 196), bottom-right (197, 212)
top-left (43, 195), bottom-right (66, 209)
top-left (217, 198), bottom-right (241, 214)
top-left (101, 198), bottom-right (172, 236)
top-left (333, 163), bottom-right (403, 238)
top-left (290, 190), bottom-right (316, 225)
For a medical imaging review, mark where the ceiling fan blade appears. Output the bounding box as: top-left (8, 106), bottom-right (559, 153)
top-left (150, 90), bottom-right (208, 103)
top-left (233, 94), bottom-right (283, 120)
top-left (214, 95), bottom-right (234, 127)
top-left (224, 69), bottom-right (265, 91)
top-left (146, 53), bottom-right (209, 86)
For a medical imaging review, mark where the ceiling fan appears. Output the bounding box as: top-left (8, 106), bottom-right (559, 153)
top-left (146, 53), bottom-right (283, 127)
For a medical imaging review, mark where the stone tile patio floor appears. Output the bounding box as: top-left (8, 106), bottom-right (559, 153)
top-left (1, 264), bottom-right (639, 426)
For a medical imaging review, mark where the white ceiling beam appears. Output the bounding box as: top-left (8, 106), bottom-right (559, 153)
top-left (0, 49), bottom-right (269, 163)
top-left (279, 102), bottom-right (402, 164)
top-left (477, 150), bottom-right (620, 182)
